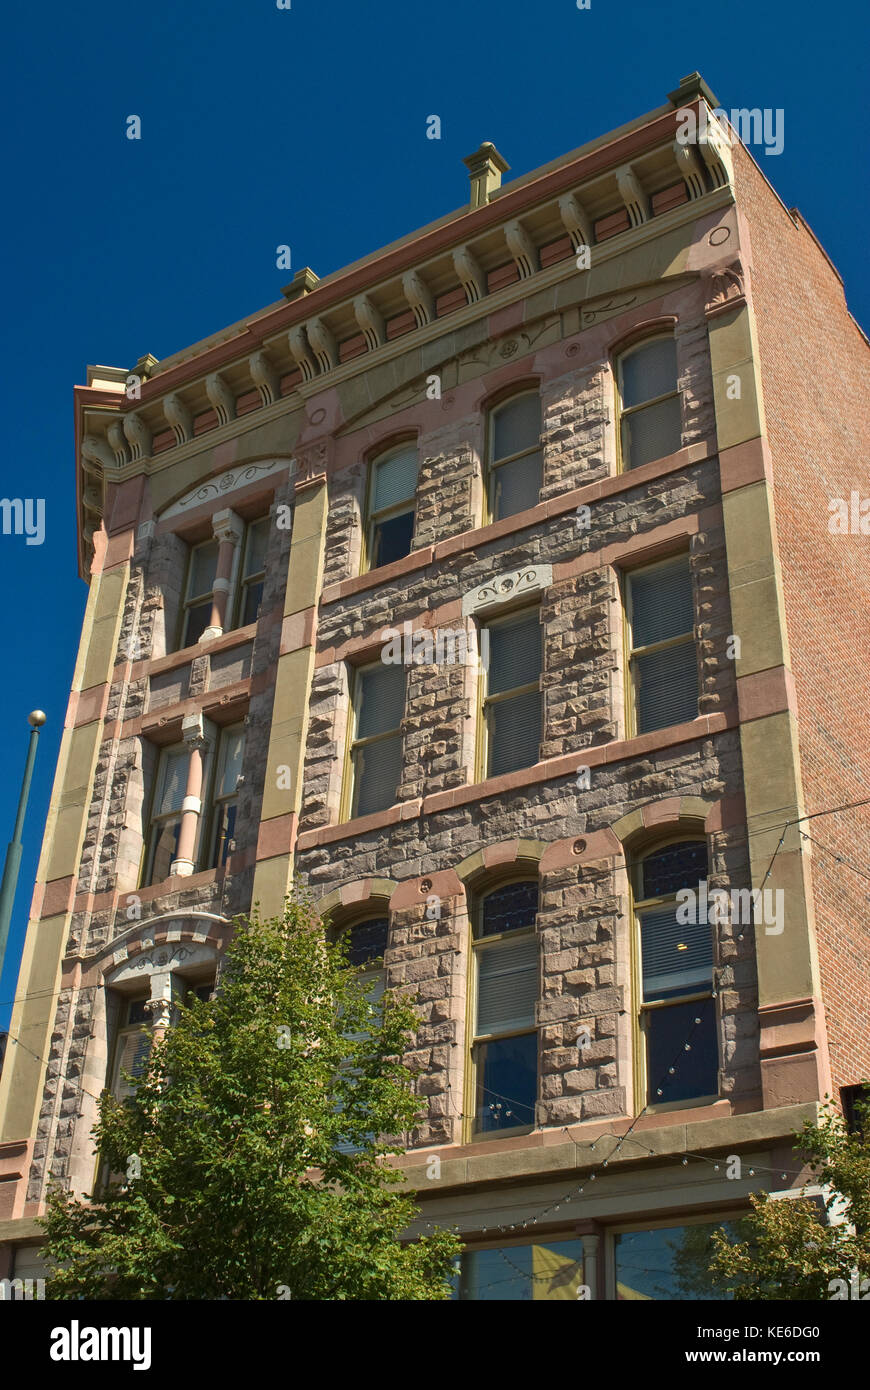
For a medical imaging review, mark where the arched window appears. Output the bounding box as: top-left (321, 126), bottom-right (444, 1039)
top-left (486, 391), bottom-right (542, 522)
top-left (633, 838), bottom-right (718, 1106)
top-left (617, 337), bottom-right (682, 470)
top-left (469, 878), bottom-right (539, 1137)
top-left (364, 442), bottom-right (418, 571)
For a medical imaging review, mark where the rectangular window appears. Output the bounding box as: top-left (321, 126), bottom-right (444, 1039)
top-left (210, 725), bottom-right (245, 867)
top-left (481, 608), bottom-right (542, 779)
top-left (238, 517), bottom-right (269, 627)
top-left (635, 841), bottom-right (718, 1106)
top-left (618, 338), bottom-right (682, 470)
top-left (111, 997), bottom-right (151, 1100)
top-left (181, 539), bottom-right (219, 646)
top-left (626, 557), bottom-right (698, 734)
top-left (471, 882), bottom-right (539, 1137)
top-left (487, 393), bottom-right (542, 522)
top-left (612, 1219), bottom-right (745, 1300)
top-left (366, 444), bottom-right (418, 571)
top-left (457, 1239), bottom-right (585, 1300)
top-left (348, 662), bottom-right (406, 819)
top-left (143, 746), bottom-right (189, 885)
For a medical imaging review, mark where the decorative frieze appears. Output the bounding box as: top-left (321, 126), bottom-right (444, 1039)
top-left (461, 564), bottom-right (553, 617)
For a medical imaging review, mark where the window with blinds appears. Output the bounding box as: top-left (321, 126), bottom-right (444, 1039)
top-left (210, 724), bottom-right (245, 867)
top-left (111, 997), bottom-right (151, 1101)
top-left (487, 391), bottom-right (542, 522)
top-left (348, 663), bottom-right (406, 819)
top-left (617, 337), bottom-right (682, 470)
top-left (634, 839), bottom-right (718, 1106)
top-left (471, 880), bottom-right (539, 1136)
top-left (144, 745), bottom-right (189, 885)
top-left (365, 443), bottom-right (418, 571)
top-left (627, 557), bottom-right (698, 734)
top-left (481, 608), bottom-right (542, 779)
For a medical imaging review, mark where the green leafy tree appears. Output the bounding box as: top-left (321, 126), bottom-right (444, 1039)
top-left (40, 896), bottom-right (459, 1300)
top-left (709, 1093), bottom-right (870, 1299)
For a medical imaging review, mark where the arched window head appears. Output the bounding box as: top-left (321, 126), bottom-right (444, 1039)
top-left (617, 337), bottom-right (681, 470)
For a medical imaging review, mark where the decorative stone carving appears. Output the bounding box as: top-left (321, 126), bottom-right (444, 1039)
top-left (453, 245), bottom-right (485, 303)
top-left (673, 139), bottom-right (706, 200)
top-left (206, 371), bottom-right (235, 426)
top-left (249, 350), bottom-right (280, 406)
top-left (81, 434), bottom-right (114, 473)
top-left (164, 392), bottom-right (194, 446)
top-left (615, 164), bottom-right (649, 227)
top-left (504, 219), bottom-right (538, 279)
top-left (288, 325), bottom-right (317, 382)
top-left (698, 112), bottom-right (733, 189)
top-left (558, 192), bottom-right (593, 250)
top-left (353, 293), bottom-right (385, 351)
top-left (461, 563), bottom-right (553, 617)
top-left (106, 419), bottom-right (129, 467)
top-left (160, 458), bottom-right (292, 519)
top-left (703, 259), bottom-right (747, 319)
top-left (294, 438), bottom-right (331, 487)
top-left (307, 317), bottom-right (337, 374)
top-left (181, 710), bottom-right (212, 751)
top-left (212, 507), bottom-right (244, 547)
top-left (401, 269), bottom-right (434, 327)
top-left (123, 411), bottom-right (152, 461)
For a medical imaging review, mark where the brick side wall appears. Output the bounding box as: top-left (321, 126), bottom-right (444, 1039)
top-left (734, 144), bottom-right (870, 1093)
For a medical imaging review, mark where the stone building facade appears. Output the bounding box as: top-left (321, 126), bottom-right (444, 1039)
top-left (1, 73), bottom-right (867, 1300)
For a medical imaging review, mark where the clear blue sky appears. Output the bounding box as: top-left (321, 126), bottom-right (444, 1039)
top-left (0, 0), bottom-right (866, 1030)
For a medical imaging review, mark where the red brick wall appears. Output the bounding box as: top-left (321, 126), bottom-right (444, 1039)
top-left (734, 144), bottom-right (870, 1096)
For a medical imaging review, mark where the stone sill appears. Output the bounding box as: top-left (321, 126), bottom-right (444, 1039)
top-left (396, 1101), bottom-right (820, 1195)
top-left (295, 710), bottom-right (737, 850)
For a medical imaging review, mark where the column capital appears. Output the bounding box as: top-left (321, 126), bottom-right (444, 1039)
top-left (181, 711), bottom-right (214, 751)
top-left (212, 508), bottom-right (244, 546)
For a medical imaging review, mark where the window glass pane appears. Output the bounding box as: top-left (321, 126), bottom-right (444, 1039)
top-left (492, 394), bottom-right (541, 461)
top-left (613, 1220), bottom-right (743, 1300)
top-left (149, 817), bottom-right (181, 883)
top-left (188, 540), bottom-right (219, 599)
top-left (487, 612), bottom-right (541, 694)
top-left (491, 450), bottom-right (543, 520)
top-left (488, 689), bottom-right (542, 777)
top-left (345, 918), bottom-right (389, 968)
top-left (621, 339), bottom-right (677, 409)
top-left (126, 998), bottom-right (149, 1026)
top-left (458, 1240), bottom-right (584, 1301)
top-left (211, 801), bottom-right (237, 867)
top-left (635, 641), bottom-right (698, 733)
top-left (641, 841), bottom-right (708, 899)
top-left (356, 664), bottom-right (406, 740)
top-left (475, 1032), bottom-right (537, 1132)
top-left (218, 729), bottom-right (245, 798)
top-left (630, 560), bottom-right (693, 649)
top-left (646, 997), bottom-right (717, 1104)
top-left (479, 881), bottom-right (538, 938)
top-left (370, 509), bottom-right (415, 568)
top-left (244, 518), bottom-right (270, 577)
top-left (476, 935), bottom-right (538, 1034)
top-left (113, 1029), bottom-right (151, 1100)
top-left (183, 600), bottom-right (213, 646)
top-left (352, 732), bottom-right (403, 818)
top-left (241, 579), bottom-right (264, 626)
top-left (640, 906), bottom-right (713, 998)
top-left (622, 394), bottom-right (682, 469)
top-left (371, 446), bottom-right (418, 512)
top-left (158, 751), bottom-right (188, 815)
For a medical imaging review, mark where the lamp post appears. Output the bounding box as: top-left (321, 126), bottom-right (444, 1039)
top-left (0, 711), bottom-right (46, 980)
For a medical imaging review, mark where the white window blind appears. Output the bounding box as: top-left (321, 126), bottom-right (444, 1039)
top-left (371, 446), bottom-right (418, 513)
top-left (477, 935), bottom-right (538, 1036)
top-left (640, 906), bottom-right (713, 998)
top-left (112, 1029), bottom-right (151, 1100)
